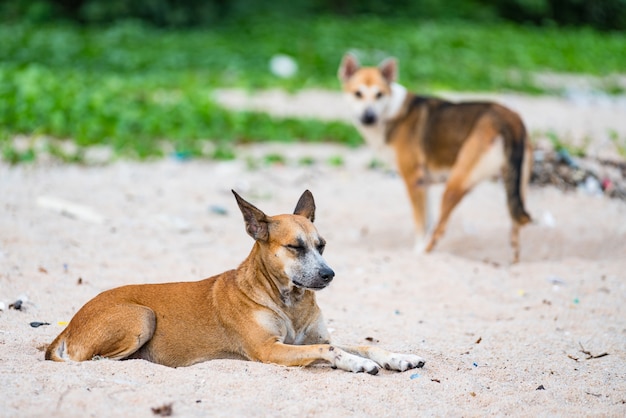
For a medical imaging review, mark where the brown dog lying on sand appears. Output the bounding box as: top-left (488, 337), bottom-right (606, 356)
top-left (46, 190), bottom-right (425, 374)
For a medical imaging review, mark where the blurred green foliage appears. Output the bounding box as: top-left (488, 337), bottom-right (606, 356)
top-left (1, 17), bottom-right (625, 162)
top-left (3, 19), bottom-right (624, 90)
top-left (2, 0), bottom-right (625, 30)
top-left (0, 60), bottom-right (359, 159)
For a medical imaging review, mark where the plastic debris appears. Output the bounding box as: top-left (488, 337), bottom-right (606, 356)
top-left (581, 176), bottom-right (602, 196)
top-left (556, 148), bottom-right (577, 168)
top-left (30, 322), bottom-right (50, 328)
top-left (473, 362), bottom-right (478, 367)
top-left (37, 196), bottom-right (105, 224)
top-left (536, 385), bottom-right (546, 390)
top-left (209, 205), bottom-right (228, 216)
top-left (171, 151), bottom-right (192, 161)
top-left (156, 214), bottom-right (192, 233)
top-left (9, 300), bottom-right (23, 310)
top-left (269, 54), bottom-right (298, 78)
top-left (547, 276), bottom-right (566, 286)
top-left (601, 177), bottom-right (613, 192)
top-left (531, 149), bottom-right (626, 200)
top-left (410, 373), bottom-right (421, 380)
top-left (540, 211), bottom-right (556, 228)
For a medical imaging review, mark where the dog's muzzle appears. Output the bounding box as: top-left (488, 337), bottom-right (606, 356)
top-left (319, 266), bottom-right (335, 285)
top-left (294, 266), bottom-right (335, 290)
top-left (360, 109), bottom-right (378, 125)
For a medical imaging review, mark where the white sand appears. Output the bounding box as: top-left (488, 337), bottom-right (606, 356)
top-left (1, 91), bottom-right (625, 417)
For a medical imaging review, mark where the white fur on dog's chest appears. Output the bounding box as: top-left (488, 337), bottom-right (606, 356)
top-left (254, 309), bottom-right (309, 345)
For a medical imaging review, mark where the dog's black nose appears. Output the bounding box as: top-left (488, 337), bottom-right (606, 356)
top-left (361, 110), bottom-right (377, 125)
top-left (320, 267), bottom-right (335, 283)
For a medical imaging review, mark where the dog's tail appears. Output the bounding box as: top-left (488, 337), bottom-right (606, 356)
top-left (45, 335), bottom-right (66, 361)
top-left (502, 115), bottom-right (532, 226)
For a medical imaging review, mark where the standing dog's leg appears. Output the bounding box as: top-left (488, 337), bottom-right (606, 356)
top-left (509, 139), bottom-right (533, 262)
top-left (393, 141), bottom-right (431, 250)
top-left (424, 178), bottom-right (467, 253)
top-left (46, 304), bottom-right (156, 361)
top-left (405, 182), bottom-right (429, 251)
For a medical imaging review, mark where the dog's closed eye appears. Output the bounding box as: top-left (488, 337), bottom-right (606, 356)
top-left (285, 244), bottom-right (305, 253)
top-left (354, 91), bottom-right (362, 99)
top-left (375, 92), bottom-right (384, 99)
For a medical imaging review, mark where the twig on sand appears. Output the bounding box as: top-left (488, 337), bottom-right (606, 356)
top-left (579, 342), bottom-right (609, 360)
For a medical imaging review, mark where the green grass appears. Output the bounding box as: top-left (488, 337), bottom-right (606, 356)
top-left (1, 17), bottom-right (625, 162)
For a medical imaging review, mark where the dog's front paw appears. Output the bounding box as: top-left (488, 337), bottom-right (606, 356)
top-left (334, 352), bottom-right (380, 375)
top-left (381, 353), bottom-right (425, 372)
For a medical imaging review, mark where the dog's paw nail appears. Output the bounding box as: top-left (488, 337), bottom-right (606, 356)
top-left (383, 363), bottom-right (391, 370)
top-left (367, 366), bottom-right (379, 375)
top-left (407, 358), bottom-right (425, 369)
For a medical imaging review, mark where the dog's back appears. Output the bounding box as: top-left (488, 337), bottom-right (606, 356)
top-left (388, 95), bottom-right (531, 226)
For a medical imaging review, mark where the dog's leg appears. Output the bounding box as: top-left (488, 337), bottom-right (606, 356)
top-left (337, 345), bottom-right (425, 371)
top-left (510, 222), bottom-right (522, 263)
top-left (46, 304), bottom-right (156, 361)
top-left (509, 140), bottom-right (533, 263)
top-left (253, 342), bottom-right (381, 374)
top-left (394, 154), bottom-right (429, 250)
top-left (407, 185), bottom-right (429, 252)
top-left (520, 140), bottom-right (533, 205)
top-left (424, 180), bottom-right (466, 252)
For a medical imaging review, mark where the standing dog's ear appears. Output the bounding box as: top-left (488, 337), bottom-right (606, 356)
top-left (293, 190), bottom-right (316, 223)
top-left (378, 57), bottom-right (398, 83)
top-left (338, 53), bottom-right (360, 82)
top-left (232, 190), bottom-right (269, 242)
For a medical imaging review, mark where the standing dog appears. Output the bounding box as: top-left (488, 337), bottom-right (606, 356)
top-left (338, 53), bottom-right (532, 262)
top-left (46, 190), bottom-right (424, 374)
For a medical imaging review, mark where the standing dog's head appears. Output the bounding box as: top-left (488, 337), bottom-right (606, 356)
top-left (338, 53), bottom-right (399, 127)
top-left (233, 190), bottom-right (335, 291)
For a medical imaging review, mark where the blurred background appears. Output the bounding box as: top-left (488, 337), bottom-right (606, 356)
top-left (0, 0), bottom-right (625, 162)
top-left (3, 0), bottom-right (625, 29)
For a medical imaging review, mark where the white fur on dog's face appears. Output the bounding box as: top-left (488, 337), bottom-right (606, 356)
top-left (340, 65), bottom-right (393, 127)
top-left (266, 215), bottom-right (334, 291)
top-left (338, 55), bottom-right (405, 129)
top-left (279, 229), bottom-right (333, 290)
top-left (343, 83), bottom-right (393, 126)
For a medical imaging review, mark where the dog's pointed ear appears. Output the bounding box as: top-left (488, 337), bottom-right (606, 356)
top-left (232, 190), bottom-right (269, 242)
top-left (293, 190), bottom-right (316, 223)
top-left (378, 57), bottom-right (398, 83)
top-left (338, 53), bottom-right (360, 82)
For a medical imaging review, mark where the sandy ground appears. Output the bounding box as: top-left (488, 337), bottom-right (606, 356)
top-left (1, 90), bottom-right (626, 417)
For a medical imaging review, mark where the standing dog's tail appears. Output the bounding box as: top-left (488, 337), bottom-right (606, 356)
top-left (502, 115), bottom-right (532, 226)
